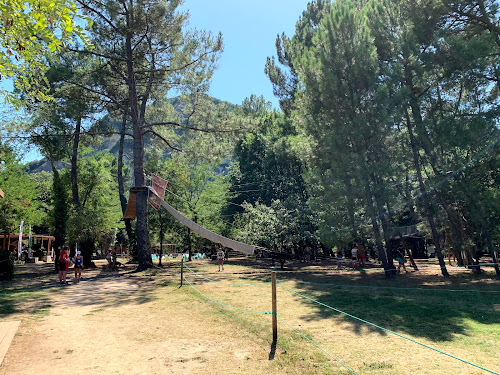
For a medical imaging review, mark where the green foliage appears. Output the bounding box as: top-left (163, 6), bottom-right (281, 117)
top-left (0, 0), bottom-right (91, 103)
top-left (0, 248), bottom-right (14, 280)
top-left (145, 152), bottom-right (232, 250)
top-left (0, 143), bottom-right (44, 232)
top-left (228, 104), bottom-right (317, 250)
top-left (65, 152), bottom-right (123, 249)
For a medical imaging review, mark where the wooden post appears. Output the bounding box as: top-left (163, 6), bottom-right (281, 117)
top-left (272, 271), bottom-right (277, 342)
top-left (180, 258), bottom-right (184, 287)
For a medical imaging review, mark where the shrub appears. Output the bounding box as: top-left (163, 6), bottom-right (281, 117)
top-left (0, 249), bottom-right (14, 280)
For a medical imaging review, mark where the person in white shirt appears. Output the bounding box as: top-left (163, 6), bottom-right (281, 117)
top-left (351, 245), bottom-right (359, 268)
top-left (217, 248), bottom-right (225, 271)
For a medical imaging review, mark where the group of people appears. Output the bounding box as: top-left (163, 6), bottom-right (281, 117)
top-left (334, 244), bottom-right (409, 273)
top-left (335, 245), bottom-right (368, 269)
top-left (57, 246), bottom-right (83, 284)
top-left (105, 249), bottom-right (118, 270)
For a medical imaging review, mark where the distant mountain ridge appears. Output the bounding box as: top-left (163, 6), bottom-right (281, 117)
top-left (28, 95), bottom-right (234, 174)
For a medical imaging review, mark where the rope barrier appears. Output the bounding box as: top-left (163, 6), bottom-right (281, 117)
top-left (182, 275), bottom-right (272, 315)
top-left (277, 284), bottom-right (500, 375)
top-left (291, 280), bottom-right (500, 293)
top-left (453, 263), bottom-right (500, 267)
top-left (183, 264), bottom-right (271, 286)
top-left (277, 315), bottom-right (358, 375)
top-left (181, 270), bottom-right (357, 373)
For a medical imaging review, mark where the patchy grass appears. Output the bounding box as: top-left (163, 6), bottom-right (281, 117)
top-left (178, 260), bottom-right (500, 375)
top-left (0, 282), bottom-right (53, 317)
top-left (3, 259), bottom-right (499, 374)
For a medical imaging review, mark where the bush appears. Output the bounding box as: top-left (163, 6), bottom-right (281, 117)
top-left (0, 249), bottom-right (14, 280)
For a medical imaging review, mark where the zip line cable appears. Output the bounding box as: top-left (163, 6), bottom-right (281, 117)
top-left (277, 283), bottom-right (500, 375)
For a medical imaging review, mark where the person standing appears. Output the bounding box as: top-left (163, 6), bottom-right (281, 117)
top-left (217, 247), bottom-right (225, 271)
top-left (395, 247), bottom-right (408, 273)
top-left (58, 246), bottom-right (69, 284)
top-left (111, 249), bottom-right (117, 271)
top-left (358, 246), bottom-right (366, 267)
top-left (336, 250), bottom-right (343, 270)
top-left (105, 249), bottom-right (112, 268)
top-left (73, 250), bottom-right (83, 283)
top-left (351, 244), bottom-right (359, 268)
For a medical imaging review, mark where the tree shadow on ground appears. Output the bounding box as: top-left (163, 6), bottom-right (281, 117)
top-left (274, 268), bottom-right (500, 343)
top-left (0, 263), bottom-right (167, 318)
top-left (184, 257), bottom-right (500, 343)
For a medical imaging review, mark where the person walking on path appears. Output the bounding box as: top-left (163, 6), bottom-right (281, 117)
top-left (217, 247), bottom-right (225, 272)
top-left (73, 250), bottom-right (83, 283)
top-left (58, 246), bottom-right (69, 284)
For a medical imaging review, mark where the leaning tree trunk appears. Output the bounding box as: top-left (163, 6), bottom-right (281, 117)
top-left (126, 31), bottom-right (152, 271)
top-left (117, 112), bottom-right (135, 260)
top-left (363, 180), bottom-right (392, 278)
top-left (404, 108), bottom-right (449, 277)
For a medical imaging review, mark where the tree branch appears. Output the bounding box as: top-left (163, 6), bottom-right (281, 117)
top-left (142, 122), bottom-right (235, 133)
top-left (142, 129), bottom-right (181, 151)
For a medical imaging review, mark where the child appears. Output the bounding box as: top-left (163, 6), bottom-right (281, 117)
top-left (336, 250), bottom-right (343, 270)
top-left (395, 248), bottom-right (408, 273)
top-left (74, 250), bottom-right (83, 283)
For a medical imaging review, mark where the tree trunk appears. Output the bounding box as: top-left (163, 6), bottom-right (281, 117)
top-left (117, 113), bottom-right (134, 257)
top-left (362, 181), bottom-right (392, 278)
top-left (51, 162), bottom-right (67, 272)
top-left (71, 117), bottom-right (81, 210)
top-left (404, 109), bottom-right (449, 277)
top-left (126, 31), bottom-right (152, 271)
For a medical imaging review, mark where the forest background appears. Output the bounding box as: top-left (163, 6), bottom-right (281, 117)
top-left (0, 0), bottom-right (499, 278)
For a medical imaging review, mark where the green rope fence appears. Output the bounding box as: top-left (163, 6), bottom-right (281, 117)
top-left (181, 268), bottom-right (358, 374)
top-left (180, 262), bottom-right (499, 374)
top-left (277, 283), bottom-right (500, 375)
top-left (183, 264), bottom-right (271, 286)
top-left (182, 275), bottom-right (272, 315)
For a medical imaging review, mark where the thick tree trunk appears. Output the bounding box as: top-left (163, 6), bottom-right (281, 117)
top-left (126, 32), bottom-right (152, 271)
top-left (405, 109), bottom-right (449, 277)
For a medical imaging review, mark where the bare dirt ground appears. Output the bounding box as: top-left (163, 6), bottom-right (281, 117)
top-left (0, 260), bottom-right (277, 375)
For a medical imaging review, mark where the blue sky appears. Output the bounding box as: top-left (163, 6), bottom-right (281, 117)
top-left (180, 0), bottom-right (311, 108)
top-left (6, 1), bottom-right (311, 162)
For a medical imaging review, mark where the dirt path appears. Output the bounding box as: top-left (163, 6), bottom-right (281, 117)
top-left (0, 265), bottom-right (275, 375)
